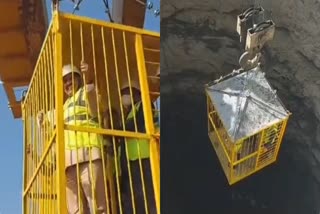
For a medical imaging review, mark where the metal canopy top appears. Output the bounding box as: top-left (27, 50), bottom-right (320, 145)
top-left (206, 66), bottom-right (289, 142)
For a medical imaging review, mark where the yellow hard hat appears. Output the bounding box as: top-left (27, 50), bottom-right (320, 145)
top-left (121, 80), bottom-right (140, 91)
top-left (62, 64), bottom-right (81, 78)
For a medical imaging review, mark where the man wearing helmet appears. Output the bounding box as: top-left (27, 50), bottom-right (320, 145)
top-left (119, 80), bottom-right (158, 214)
top-left (62, 61), bottom-right (109, 214)
top-left (36, 61), bottom-right (108, 214)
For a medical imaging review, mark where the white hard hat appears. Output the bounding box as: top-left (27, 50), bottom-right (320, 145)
top-left (62, 64), bottom-right (81, 78)
top-left (156, 66), bottom-right (160, 76)
top-left (121, 80), bottom-right (140, 91)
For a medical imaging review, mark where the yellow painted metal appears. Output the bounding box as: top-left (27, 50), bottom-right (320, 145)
top-left (61, 13), bottom-right (159, 37)
top-left (53, 11), bottom-right (68, 214)
top-left (206, 91), bottom-right (291, 185)
top-left (136, 34), bottom-right (160, 214)
top-left (65, 125), bottom-right (152, 139)
top-left (22, 8), bottom-right (58, 212)
top-left (22, 11), bottom-right (160, 214)
top-left (273, 117), bottom-right (290, 160)
top-left (22, 103), bottom-right (27, 214)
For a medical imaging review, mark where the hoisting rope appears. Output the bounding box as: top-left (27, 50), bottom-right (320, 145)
top-left (205, 68), bottom-right (243, 87)
top-left (72, 0), bottom-right (84, 14)
top-left (54, 0), bottom-right (114, 22)
top-left (102, 0), bottom-right (114, 22)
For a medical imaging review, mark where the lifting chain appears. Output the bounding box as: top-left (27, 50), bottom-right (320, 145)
top-left (72, 0), bottom-right (84, 14)
top-left (146, 1), bottom-right (160, 17)
top-left (68, 0), bottom-right (115, 22)
top-left (53, 0), bottom-right (159, 20)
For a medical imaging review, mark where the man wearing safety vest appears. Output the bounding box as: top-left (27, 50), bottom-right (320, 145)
top-left (36, 62), bottom-right (109, 214)
top-left (119, 81), bottom-right (159, 214)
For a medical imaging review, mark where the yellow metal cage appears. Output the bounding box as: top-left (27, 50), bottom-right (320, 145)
top-left (206, 67), bottom-right (291, 185)
top-left (22, 11), bottom-right (160, 214)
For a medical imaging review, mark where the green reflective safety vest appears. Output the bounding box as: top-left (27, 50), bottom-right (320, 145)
top-left (126, 101), bottom-right (159, 161)
top-left (64, 87), bottom-right (106, 150)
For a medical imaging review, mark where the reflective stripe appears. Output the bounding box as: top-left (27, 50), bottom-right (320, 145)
top-left (64, 106), bottom-right (87, 117)
top-left (125, 101), bottom-right (159, 160)
top-left (64, 115), bottom-right (99, 123)
top-left (126, 138), bottom-right (150, 161)
top-left (63, 87), bottom-right (105, 150)
top-left (64, 88), bottom-right (96, 123)
top-left (127, 101), bottom-right (159, 122)
top-left (68, 88), bottom-right (86, 108)
top-left (68, 100), bottom-right (86, 108)
top-left (64, 88), bottom-right (83, 108)
top-left (126, 102), bottom-right (141, 121)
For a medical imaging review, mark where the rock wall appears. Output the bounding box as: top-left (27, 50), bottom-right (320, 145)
top-left (161, 0), bottom-right (320, 212)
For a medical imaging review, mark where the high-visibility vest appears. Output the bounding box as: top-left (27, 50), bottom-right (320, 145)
top-left (63, 87), bottom-right (106, 150)
top-left (126, 101), bottom-right (159, 161)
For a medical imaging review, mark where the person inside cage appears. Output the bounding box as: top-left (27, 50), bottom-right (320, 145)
top-left (33, 61), bottom-right (110, 214)
top-left (119, 80), bottom-right (159, 214)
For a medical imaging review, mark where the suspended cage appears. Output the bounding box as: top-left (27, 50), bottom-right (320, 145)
top-left (22, 11), bottom-right (160, 213)
top-left (205, 66), bottom-right (291, 185)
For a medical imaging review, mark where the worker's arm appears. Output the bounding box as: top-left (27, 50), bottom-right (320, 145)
top-left (80, 61), bottom-right (99, 118)
top-left (85, 84), bottom-right (99, 117)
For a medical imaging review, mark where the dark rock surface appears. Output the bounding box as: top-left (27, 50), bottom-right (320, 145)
top-left (161, 0), bottom-right (320, 213)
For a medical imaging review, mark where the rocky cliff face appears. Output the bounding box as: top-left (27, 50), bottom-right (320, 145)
top-left (161, 0), bottom-right (320, 213)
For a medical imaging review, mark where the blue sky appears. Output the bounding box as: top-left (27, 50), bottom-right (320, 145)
top-left (0, 1), bottom-right (159, 213)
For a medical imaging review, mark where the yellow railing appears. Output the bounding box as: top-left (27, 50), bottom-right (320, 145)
top-left (22, 11), bottom-right (160, 214)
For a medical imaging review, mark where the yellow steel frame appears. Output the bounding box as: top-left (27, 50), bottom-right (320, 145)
top-left (207, 95), bottom-right (232, 182)
top-left (61, 13), bottom-right (160, 38)
top-left (206, 91), bottom-right (291, 185)
top-left (22, 12), bottom-right (58, 214)
top-left (229, 117), bottom-right (290, 184)
top-left (22, 104), bottom-right (27, 214)
top-left (53, 11), bottom-right (68, 213)
top-left (22, 11), bottom-right (160, 214)
top-left (136, 34), bottom-right (160, 214)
